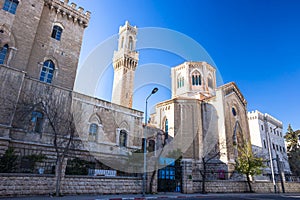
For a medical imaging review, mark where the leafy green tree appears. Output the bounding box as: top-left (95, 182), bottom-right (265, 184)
top-left (285, 124), bottom-right (299, 151)
top-left (284, 124), bottom-right (300, 176)
top-left (235, 141), bottom-right (265, 192)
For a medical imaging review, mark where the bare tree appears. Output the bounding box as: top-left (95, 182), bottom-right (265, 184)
top-left (7, 81), bottom-right (80, 196)
top-left (198, 141), bottom-right (226, 194)
top-left (198, 120), bottom-right (226, 194)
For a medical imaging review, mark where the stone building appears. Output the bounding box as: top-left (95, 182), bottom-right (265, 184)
top-left (150, 62), bottom-right (251, 181)
top-left (0, 0), bottom-right (89, 155)
top-left (0, 0), bottom-right (147, 175)
top-left (0, 0), bottom-right (257, 194)
top-left (248, 110), bottom-right (291, 176)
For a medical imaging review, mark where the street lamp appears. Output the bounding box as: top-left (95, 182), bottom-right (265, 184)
top-left (143, 87), bottom-right (158, 196)
top-left (264, 116), bottom-right (276, 193)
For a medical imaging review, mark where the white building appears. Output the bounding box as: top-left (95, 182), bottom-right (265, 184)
top-left (248, 110), bottom-right (291, 176)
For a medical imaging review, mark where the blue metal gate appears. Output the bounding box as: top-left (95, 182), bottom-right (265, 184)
top-left (157, 157), bottom-right (181, 192)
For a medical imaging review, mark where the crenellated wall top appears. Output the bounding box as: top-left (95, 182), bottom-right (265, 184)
top-left (119, 21), bottom-right (137, 35)
top-left (44, 0), bottom-right (91, 28)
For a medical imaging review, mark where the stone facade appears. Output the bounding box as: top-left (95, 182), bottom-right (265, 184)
top-left (193, 180), bottom-right (300, 193)
top-left (0, 174), bottom-right (142, 197)
top-left (151, 61), bottom-right (251, 175)
top-left (112, 21), bottom-right (139, 108)
top-left (248, 110), bottom-right (291, 175)
top-left (1, 1), bottom-right (299, 196)
top-left (0, 0), bottom-right (93, 170)
top-left (1, 173), bottom-right (299, 197)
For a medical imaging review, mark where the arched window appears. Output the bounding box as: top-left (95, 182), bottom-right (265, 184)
top-left (30, 111), bottom-right (43, 133)
top-left (191, 71), bottom-right (202, 86)
top-left (0, 44), bottom-right (8, 64)
top-left (177, 75), bottom-right (184, 88)
top-left (51, 25), bottom-right (63, 41)
top-left (128, 36), bottom-right (133, 50)
top-left (89, 123), bottom-right (98, 136)
top-left (3, 0), bottom-right (19, 14)
top-left (164, 118), bottom-right (168, 139)
top-left (119, 130), bottom-right (127, 147)
top-left (40, 60), bottom-right (55, 83)
top-left (192, 75), bottom-right (196, 85)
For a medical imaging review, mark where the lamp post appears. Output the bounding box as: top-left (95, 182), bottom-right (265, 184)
top-left (142, 87), bottom-right (158, 196)
top-left (264, 115), bottom-right (276, 193)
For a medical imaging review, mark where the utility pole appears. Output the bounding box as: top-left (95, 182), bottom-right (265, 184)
top-left (142, 87), bottom-right (158, 196)
top-left (264, 115), bottom-right (276, 193)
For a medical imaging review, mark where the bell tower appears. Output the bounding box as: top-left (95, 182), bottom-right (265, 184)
top-left (112, 21), bottom-right (139, 108)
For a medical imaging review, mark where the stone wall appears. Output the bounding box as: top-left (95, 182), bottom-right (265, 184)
top-left (1, 173), bottom-right (299, 197)
top-left (0, 174), bottom-right (142, 197)
top-left (193, 180), bottom-right (300, 193)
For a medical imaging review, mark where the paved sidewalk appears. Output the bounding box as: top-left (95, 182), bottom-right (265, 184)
top-left (2, 193), bottom-right (300, 200)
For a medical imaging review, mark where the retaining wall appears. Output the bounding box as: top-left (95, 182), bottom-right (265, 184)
top-left (0, 174), bottom-right (142, 197)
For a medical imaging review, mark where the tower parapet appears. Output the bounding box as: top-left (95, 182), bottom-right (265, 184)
top-left (44, 0), bottom-right (91, 28)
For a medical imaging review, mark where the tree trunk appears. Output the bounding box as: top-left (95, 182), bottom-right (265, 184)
top-left (246, 174), bottom-right (253, 193)
top-left (201, 158), bottom-right (207, 194)
top-left (149, 170), bottom-right (156, 193)
top-left (55, 157), bottom-right (64, 196)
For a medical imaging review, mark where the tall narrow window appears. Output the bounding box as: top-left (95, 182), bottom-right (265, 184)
top-left (208, 76), bottom-right (213, 88)
top-left (177, 75), bottom-right (184, 88)
top-left (119, 130), bottom-right (127, 147)
top-left (128, 36), bottom-right (133, 51)
top-left (191, 71), bottom-right (202, 86)
top-left (40, 60), bottom-right (55, 83)
top-left (165, 119), bottom-right (168, 139)
top-left (89, 123), bottom-right (98, 136)
top-left (263, 140), bottom-right (266, 148)
top-left (192, 75), bottom-right (195, 85)
top-left (0, 44), bottom-right (8, 64)
top-left (51, 25), bottom-right (63, 41)
top-left (261, 124), bottom-right (264, 131)
top-left (30, 111), bottom-right (43, 133)
top-left (3, 0), bottom-right (19, 14)
top-left (148, 140), bottom-right (155, 152)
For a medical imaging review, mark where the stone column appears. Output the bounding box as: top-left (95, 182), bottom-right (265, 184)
top-left (181, 159), bottom-right (194, 194)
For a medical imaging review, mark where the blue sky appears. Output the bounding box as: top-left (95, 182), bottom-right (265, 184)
top-left (74, 0), bottom-right (300, 131)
